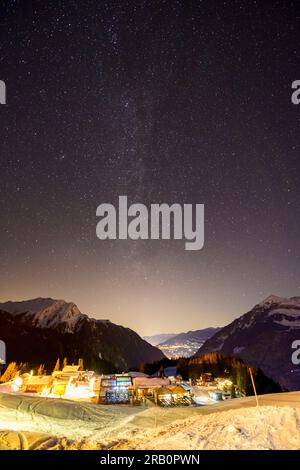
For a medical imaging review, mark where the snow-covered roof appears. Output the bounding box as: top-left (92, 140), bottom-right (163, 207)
top-left (62, 365), bottom-right (80, 373)
top-left (132, 377), bottom-right (170, 389)
top-left (128, 371), bottom-right (149, 378)
top-left (179, 382), bottom-right (191, 391)
top-left (26, 375), bottom-right (53, 386)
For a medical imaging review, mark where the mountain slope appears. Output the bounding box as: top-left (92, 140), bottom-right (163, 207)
top-left (195, 295), bottom-right (300, 390)
top-left (0, 298), bottom-right (85, 333)
top-left (157, 327), bottom-right (221, 358)
top-left (143, 333), bottom-right (176, 346)
top-left (0, 298), bottom-right (165, 371)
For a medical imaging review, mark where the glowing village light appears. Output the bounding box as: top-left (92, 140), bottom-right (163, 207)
top-left (11, 376), bottom-right (23, 392)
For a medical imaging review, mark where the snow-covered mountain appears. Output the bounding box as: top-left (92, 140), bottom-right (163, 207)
top-left (0, 298), bottom-right (165, 370)
top-left (143, 333), bottom-right (176, 347)
top-left (0, 298), bottom-right (86, 333)
top-left (196, 295), bottom-right (300, 390)
top-left (156, 328), bottom-right (221, 358)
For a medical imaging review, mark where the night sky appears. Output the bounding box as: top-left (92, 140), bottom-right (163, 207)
top-left (1, 1), bottom-right (300, 336)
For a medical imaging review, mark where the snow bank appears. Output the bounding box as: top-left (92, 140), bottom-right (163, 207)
top-left (0, 392), bottom-right (300, 450)
top-left (108, 406), bottom-right (300, 450)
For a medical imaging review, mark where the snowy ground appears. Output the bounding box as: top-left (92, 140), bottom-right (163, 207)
top-left (113, 406), bottom-right (300, 450)
top-left (0, 392), bottom-right (300, 450)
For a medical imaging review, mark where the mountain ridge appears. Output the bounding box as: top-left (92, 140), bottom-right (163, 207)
top-left (0, 298), bottom-right (165, 371)
top-left (156, 327), bottom-right (222, 358)
top-left (143, 333), bottom-right (176, 346)
top-left (195, 295), bottom-right (300, 390)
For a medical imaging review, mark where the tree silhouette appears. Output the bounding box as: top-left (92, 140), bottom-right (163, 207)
top-left (37, 364), bottom-right (45, 375)
top-left (0, 362), bottom-right (18, 383)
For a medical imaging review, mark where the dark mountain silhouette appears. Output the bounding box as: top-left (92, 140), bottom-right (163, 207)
top-left (0, 298), bottom-right (165, 372)
top-left (196, 295), bottom-right (300, 390)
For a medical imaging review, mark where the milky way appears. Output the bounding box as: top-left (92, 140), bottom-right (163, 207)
top-left (0, 1), bottom-right (300, 335)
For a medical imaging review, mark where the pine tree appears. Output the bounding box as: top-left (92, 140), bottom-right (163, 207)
top-left (78, 358), bottom-right (84, 371)
top-left (53, 358), bottom-right (60, 372)
top-left (0, 362), bottom-right (18, 383)
top-left (37, 364), bottom-right (45, 376)
top-left (18, 362), bottom-right (28, 374)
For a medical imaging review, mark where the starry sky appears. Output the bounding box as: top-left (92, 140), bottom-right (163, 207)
top-left (1, 1), bottom-right (300, 336)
